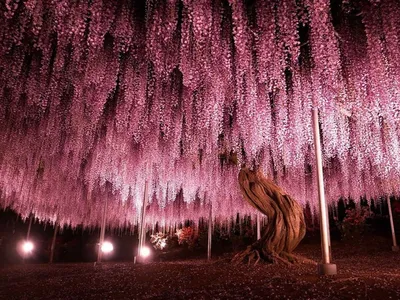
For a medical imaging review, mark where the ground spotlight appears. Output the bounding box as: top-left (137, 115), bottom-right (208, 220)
top-left (140, 246), bottom-right (151, 258)
top-left (100, 241), bottom-right (114, 254)
top-left (21, 241), bottom-right (34, 254)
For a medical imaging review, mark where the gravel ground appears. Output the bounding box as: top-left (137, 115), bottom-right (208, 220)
top-left (1, 241), bottom-right (400, 300)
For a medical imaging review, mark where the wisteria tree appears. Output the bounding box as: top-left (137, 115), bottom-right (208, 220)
top-left (0, 0), bottom-right (399, 232)
top-left (233, 168), bottom-right (306, 264)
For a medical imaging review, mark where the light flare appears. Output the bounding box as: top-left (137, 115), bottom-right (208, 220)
top-left (101, 241), bottom-right (114, 254)
top-left (140, 246), bottom-right (151, 258)
top-left (22, 241), bottom-right (34, 254)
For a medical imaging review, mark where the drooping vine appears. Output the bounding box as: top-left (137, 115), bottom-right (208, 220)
top-left (0, 0), bottom-right (399, 227)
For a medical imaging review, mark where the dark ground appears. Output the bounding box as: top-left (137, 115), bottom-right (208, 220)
top-left (1, 237), bottom-right (400, 300)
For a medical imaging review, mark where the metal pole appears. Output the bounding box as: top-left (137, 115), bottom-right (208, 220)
top-left (387, 197), bottom-right (399, 252)
top-left (97, 197), bottom-right (108, 263)
top-left (312, 108), bottom-right (337, 275)
top-left (207, 203), bottom-right (212, 260)
top-left (23, 214), bottom-right (34, 264)
top-left (50, 222), bottom-right (58, 263)
top-left (26, 214), bottom-right (33, 240)
top-left (138, 180), bottom-right (149, 262)
top-left (256, 213), bottom-right (261, 240)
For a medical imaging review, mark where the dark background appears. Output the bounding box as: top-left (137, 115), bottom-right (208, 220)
top-left (0, 197), bottom-right (398, 266)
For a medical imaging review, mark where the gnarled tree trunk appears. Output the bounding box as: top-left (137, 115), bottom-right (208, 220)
top-left (232, 168), bottom-right (306, 265)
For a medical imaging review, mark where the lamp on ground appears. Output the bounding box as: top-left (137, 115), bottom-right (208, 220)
top-left (19, 240), bottom-right (34, 258)
top-left (22, 241), bottom-right (34, 253)
top-left (100, 241), bottom-right (114, 254)
top-left (139, 246), bottom-right (151, 258)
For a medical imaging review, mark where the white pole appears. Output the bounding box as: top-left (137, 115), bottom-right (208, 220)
top-left (26, 214), bottom-right (33, 240)
top-left (312, 108), bottom-right (337, 275)
top-left (138, 180), bottom-right (149, 262)
top-left (50, 222), bottom-right (58, 263)
top-left (23, 214), bottom-right (34, 264)
top-left (387, 197), bottom-right (399, 252)
top-left (207, 203), bottom-right (212, 260)
top-left (97, 197), bottom-right (108, 263)
top-left (256, 213), bottom-right (261, 240)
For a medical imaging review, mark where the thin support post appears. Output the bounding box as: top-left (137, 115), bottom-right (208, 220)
top-left (387, 197), bottom-right (399, 252)
top-left (49, 222), bottom-right (59, 263)
top-left (207, 203), bottom-right (212, 260)
top-left (26, 214), bottom-right (33, 240)
top-left (312, 108), bottom-right (337, 275)
top-left (97, 197), bottom-right (108, 263)
top-left (256, 213), bottom-right (261, 240)
top-left (23, 214), bottom-right (34, 264)
top-left (138, 180), bottom-right (149, 262)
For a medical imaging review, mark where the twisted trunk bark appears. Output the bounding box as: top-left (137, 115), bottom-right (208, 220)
top-left (232, 168), bottom-right (306, 264)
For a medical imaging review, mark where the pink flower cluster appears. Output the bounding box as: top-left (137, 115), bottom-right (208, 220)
top-left (0, 1), bottom-right (399, 228)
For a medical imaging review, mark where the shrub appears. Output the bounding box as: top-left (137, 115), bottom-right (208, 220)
top-left (335, 207), bottom-right (373, 240)
top-left (175, 227), bottom-right (198, 250)
top-left (150, 232), bottom-right (168, 250)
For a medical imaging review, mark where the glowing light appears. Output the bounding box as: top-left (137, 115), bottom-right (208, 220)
top-left (140, 246), bottom-right (151, 258)
top-left (22, 241), bottom-right (34, 253)
top-left (100, 241), bottom-right (114, 254)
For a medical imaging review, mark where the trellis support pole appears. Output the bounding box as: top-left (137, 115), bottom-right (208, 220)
top-left (387, 197), bottom-right (399, 252)
top-left (312, 108), bottom-right (337, 275)
top-left (97, 197), bottom-right (108, 264)
top-left (137, 180), bottom-right (149, 263)
top-left (50, 222), bottom-right (58, 263)
top-left (207, 203), bottom-right (212, 260)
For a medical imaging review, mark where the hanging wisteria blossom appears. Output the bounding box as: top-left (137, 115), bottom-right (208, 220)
top-left (0, 0), bottom-right (399, 227)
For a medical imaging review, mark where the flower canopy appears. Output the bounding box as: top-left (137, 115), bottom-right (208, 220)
top-left (0, 0), bottom-right (399, 227)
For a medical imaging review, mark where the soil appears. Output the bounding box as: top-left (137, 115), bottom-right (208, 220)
top-left (1, 238), bottom-right (400, 300)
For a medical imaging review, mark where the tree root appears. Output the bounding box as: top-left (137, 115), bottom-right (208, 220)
top-left (232, 247), bottom-right (316, 266)
top-left (232, 246), bottom-right (290, 266)
top-left (232, 246), bottom-right (258, 265)
top-left (279, 251), bottom-right (299, 264)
